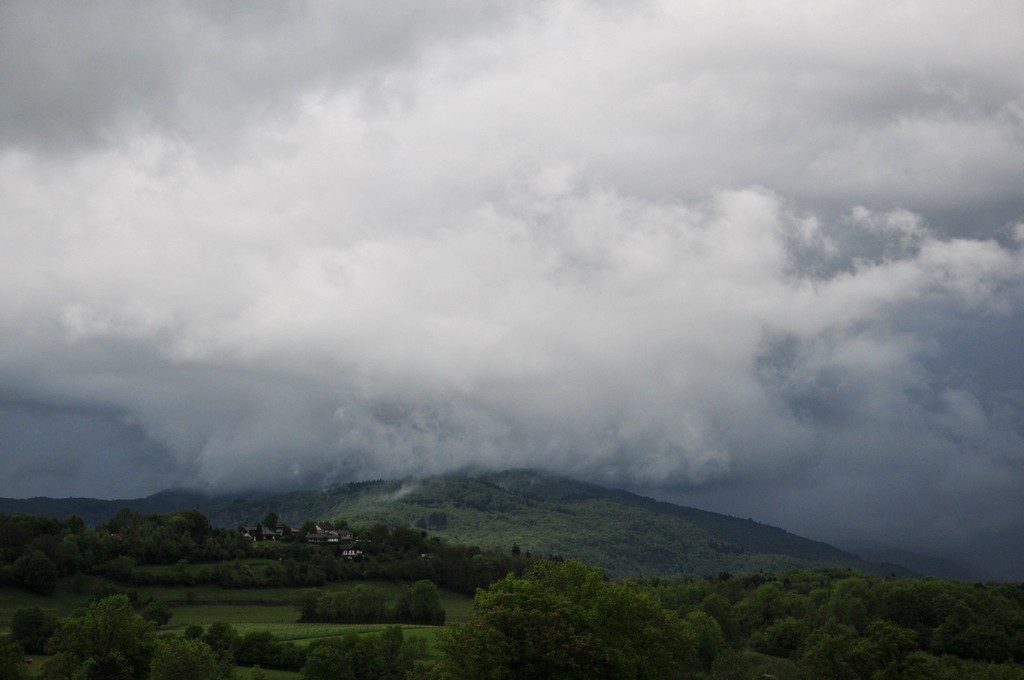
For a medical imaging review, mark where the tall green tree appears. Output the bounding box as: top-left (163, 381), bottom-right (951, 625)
top-left (12, 549), bottom-right (59, 595)
top-left (43, 594), bottom-right (156, 680)
top-left (9, 606), bottom-right (59, 654)
top-left (201, 621), bottom-right (240, 665)
top-left (435, 559), bottom-right (696, 679)
top-left (394, 580), bottom-right (446, 625)
top-left (303, 641), bottom-right (356, 680)
top-left (799, 618), bottom-right (858, 680)
top-left (141, 599), bottom-right (173, 627)
top-left (0, 640), bottom-right (31, 680)
top-left (150, 637), bottom-right (228, 680)
top-left (303, 627), bottom-right (425, 680)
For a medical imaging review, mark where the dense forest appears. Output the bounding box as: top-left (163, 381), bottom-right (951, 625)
top-left (1, 507), bottom-right (1022, 679)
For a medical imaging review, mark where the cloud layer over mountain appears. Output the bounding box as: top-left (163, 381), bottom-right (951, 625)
top-left (2, 1), bottom-right (1023, 577)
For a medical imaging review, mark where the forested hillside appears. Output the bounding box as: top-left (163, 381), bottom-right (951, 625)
top-left (202, 470), bottom-right (915, 580)
top-left (0, 470), bottom-right (931, 579)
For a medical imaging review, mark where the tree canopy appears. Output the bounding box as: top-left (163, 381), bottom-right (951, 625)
top-left (43, 594), bottom-right (156, 680)
top-left (436, 560), bottom-right (696, 679)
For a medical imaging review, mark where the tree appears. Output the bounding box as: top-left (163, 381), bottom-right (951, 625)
top-left (9, 606), bottom-right (59, 654)
top-left (304, 584), bottom-right (390, 624)
top-left (106, 508), bottom-right (144, 535)
top-left (750, 615), bottom-right (808, 658)
top-left (172, 509), bottom-right (212, 539)
top-left (12, 549), bottom-right (59, 595)
top-left (303, 641), bottom-right (356, 680)
top-left (201, 621), bottom-right (239, 664)
top-left (0, 640), bottom-right (31, 680)
top-left (304, 628), bottom-right (425, 680)
top-left (394, 580), bottom-right (446, 625)
top-left (44, 594), bottom-right (156, 680)
top-left (848, 619), bottom-right (919, 678)
top-left (436, 559), bottom-right (696, 679)
top-left (142, 599), bottom-right (173, 627)
top-left (62, 515), bottom-right (86, 535)
top-left (799, 618), bottom-right (858, 680)
top-left (150, 637), bottom-right (228, 680)
top-left (699, 593), bottom-right (741, 643)
top-left (183, 623), bottom-right (204, 640)
top-left (685, 610), bottom-right (729, 670)
top-left (234, 631), bottom-right (280, 668)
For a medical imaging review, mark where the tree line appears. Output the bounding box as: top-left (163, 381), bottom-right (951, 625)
top-left (0, 508), bottom-right (533, 595)
top-left (299, 580), bottom-right (446, 625)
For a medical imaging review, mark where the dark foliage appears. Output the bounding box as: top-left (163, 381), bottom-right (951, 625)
top-left (9, 606), bottom-right (59, 654)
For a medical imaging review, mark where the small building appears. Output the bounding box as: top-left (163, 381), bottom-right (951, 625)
top-left (340, 544), bottom-right (364, 560)
top-left (275, 524), bottom-right (297, 538)
top-left (239, 524), bottom-right (276, 541)
top-left (306, 531), bottom-right (340, 544)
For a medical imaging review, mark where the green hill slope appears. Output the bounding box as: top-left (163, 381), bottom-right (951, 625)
top-left (201, 469), bottom-right (915, 579)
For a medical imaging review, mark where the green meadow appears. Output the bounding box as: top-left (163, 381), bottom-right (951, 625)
top-left (0, 575), bottom-right (469, 677)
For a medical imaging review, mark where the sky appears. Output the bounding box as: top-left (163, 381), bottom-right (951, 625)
top-left (2, 1), bottom-right (1023, 578)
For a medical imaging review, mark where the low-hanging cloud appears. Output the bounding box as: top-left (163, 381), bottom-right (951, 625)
top-left (1, 0), bottom-right (1023, 576)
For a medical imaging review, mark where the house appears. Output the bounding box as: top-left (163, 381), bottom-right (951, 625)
top-left (238, 524), bottom-right (276, 541)
top-left (304, 521), bottom-right (353, 543)
top-left (275, 524), bottom-right (297, 539)
top-left (305, 531), bottom-right (340, 544)
top-left (340, 544), bottom-right (364, 560)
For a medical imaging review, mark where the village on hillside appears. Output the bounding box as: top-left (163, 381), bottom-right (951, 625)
top-left (237, 519), bottom-right (366, 560)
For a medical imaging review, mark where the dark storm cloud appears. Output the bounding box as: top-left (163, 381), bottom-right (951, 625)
top-left (1, 0), bottom-right (1023, 576)
top-left (0, 398), bottom-right (180, 498)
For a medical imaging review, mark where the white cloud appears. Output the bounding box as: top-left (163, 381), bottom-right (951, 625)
top-left (1, 0), bottom-right (1023, 572)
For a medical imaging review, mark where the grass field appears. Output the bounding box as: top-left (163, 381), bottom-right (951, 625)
top-left (1, 574), bottom-right (471, 677)
top-left (0, 577), bottom-right (468, 647)
top-left (0, 582), bottom-right (96, 630)
top-left (0, 574), bottom-right (473, 626)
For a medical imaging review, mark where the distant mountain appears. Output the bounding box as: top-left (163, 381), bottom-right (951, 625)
top-left (200, 469), bottom-right (917, 580)
top-left (0, 469), bottom-right (917, 579)
top-left (839, 542), bottom-right (982, 582)
top-left (0, 488), bottom-right (236, 526)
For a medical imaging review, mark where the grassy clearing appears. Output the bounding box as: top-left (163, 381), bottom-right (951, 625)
top-left (133, 582), bottom-right (311, 604)
top-left (404, 626), bottom-right (445, 658)
top-left (166, 604), bottom-right (300, 627)
top-left (0, 584), bottom-right (95, 630)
